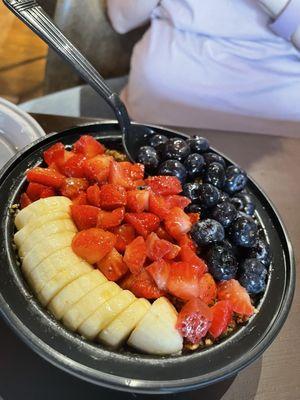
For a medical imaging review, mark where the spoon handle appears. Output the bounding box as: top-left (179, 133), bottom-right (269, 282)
top-left (3, 0), bottom-right (131, 134)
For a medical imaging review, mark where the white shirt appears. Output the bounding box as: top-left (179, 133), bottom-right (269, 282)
top-left (108, 0), bottom-right (300, 128)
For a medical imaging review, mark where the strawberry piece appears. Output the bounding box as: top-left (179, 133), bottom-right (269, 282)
top-left (145, 232), bottom-right (180, 261)
top-left (164, 207), bottom-right (192, 239)
top-left (124, 212), bottom-right (160, 237)
top-left (119, 161), bottom-right (145, 180)
top-left (198, 273), bottom-right (217, 305)
top-left (147, 259), bottom-right (171, 291)
top-left (165, 195), bottom-right (191, 209)
top-left (73, 135), bottom-right (105, 158)
top-left (60, 178), bottom-right (89, 199)
top-left (72, 228), bottom-right (116, 264)
top-left (26, 182), bottom-right (53, 201)
top-left (97, 248), bottom-right (128, 281)
top-left (97, 207), bottom-right (125, 229)
top-left (26, 167), bottom-right (65, 188)
top-left (43, 142), bottom-right (65, 167)
top-left (218, 279), bottom-right (254, 317)
top-left (176, 298), bottom-right (213, 344)
top-left (167, 262), bottom-right (202, 301)
top-left (126, 189), bottom-right (150, 213)
top-left (71, 204), bottom-right (100, 230)
top-left (99, 184), bottom-right (127, 210)
top-left (40, 187), bottom-right (55, 198)
top-left (188, 212), bottom-right (200, 224)
top-left (20, 193), bottom-right (32, 209)
top-left (120, 270), bottom-right (164, 299)
top-left (164, 242), bottom-right (181, 260)
top-left (209, 300), bottom-right (233, 339)
top-left (180, 245), bottom-right (207, 276)
top-left (109, 160), bottom-right (134, 189)
top-left (72, 192), bottom-right (88, 205)
top-left (123, 236), bottom-right (146, 274)
top-left (149, 192), bottom-right (169, 219)
top-left (178, 234), bottom-right (197, 252)
top-left (145, 176), bottom-right (182, 195)
top-left (62, 153), bottom-right (86, 178)
top-left (84, 155), bottom-right (112, 183)
top-left (112, 224), bottom-right (136, 253)
top-left (86, 184), bottom-right (101, 207)
top-left (155, 226), bottom-right (174, 242)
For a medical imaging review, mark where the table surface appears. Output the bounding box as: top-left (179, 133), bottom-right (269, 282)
top-left (1, 114), bottom-right (299, 400)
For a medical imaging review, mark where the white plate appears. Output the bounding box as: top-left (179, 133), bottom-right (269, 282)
top-left (0, 97), bottom-right (45, 169)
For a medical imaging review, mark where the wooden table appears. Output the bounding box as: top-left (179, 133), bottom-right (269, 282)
top-left (0, 114), bottom-right (299, 400)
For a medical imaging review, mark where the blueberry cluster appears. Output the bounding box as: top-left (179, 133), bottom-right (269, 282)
top-left (140, 134), bottom-right (270, 295)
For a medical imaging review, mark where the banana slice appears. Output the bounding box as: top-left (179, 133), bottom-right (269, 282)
top-left (38, 262), bottom-right (92, 306)
top-left (48, 270), bottom-right (107, 320)
top-left (14, 211), bottom-right (70, 247)
top-left (15, 196), bottom-right (71, 230)
top-left (98, 298), bottom-right (151, 349)
top-left (27, 247), bottom-right (89, 294)
top-left (63, 281), bottom-right (120, 331)
top-left (128, 297), bottom-right (183, 355)
top-left (19, 219), bottom-right (77, 257)
top-left (22, 231), bottom-right (74, 276)
top-left (78, 290), bottom-right (136, 340)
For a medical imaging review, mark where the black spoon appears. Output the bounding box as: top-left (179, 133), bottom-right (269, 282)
top-left (3, 0), bottom-right (154, 162)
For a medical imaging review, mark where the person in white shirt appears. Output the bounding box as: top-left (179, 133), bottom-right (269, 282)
top-left (107, 0), bottom-right (300, 128)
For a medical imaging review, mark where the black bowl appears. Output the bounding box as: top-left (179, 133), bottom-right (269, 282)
top-left (0, 121), bottom-right (295, 394)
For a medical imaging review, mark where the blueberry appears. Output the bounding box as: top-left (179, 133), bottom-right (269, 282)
top-left (203, 152), bottom-right (226, 168)
top-left (149, 134), bottom-right (168, 154)
top-left (137, 146), bottom-right (159, 172)
top-left (224, 166), bottom-right (248, 194)
top-left (230, 197), bottom-right (244, 211)
top-left (247, 239), bottom-right (271, 267)
top-left (235, 192), bottom-right (255, 216)
top-left (191, 219), bottom-right (225, 245)
top-left (198, 183), bottom-right (220, 208)
top-left (185, 204), bottom-right (202, 214)
top-left (158, 160), bottom-right (187, 183)
top-left (211, 201), bottom-right (237, 228)
top-left (239, 259), bottom-right (267, 294)
top-left (229, 215), bottom-right (258, 247)
top-left (184, 153), bottom-right (205, 179)
top-left (204, 162), bottom-right (225, 189)
top-left (182, 182), bottom-right (200, 202)
top-left (186, 135), bottom-right (209, 153)
top-left (206, 244), bottom-right (238, 281)
top-left (163, 138), bottom-right (191, 162)
top-left (218, 191), bottom-right (230, 203)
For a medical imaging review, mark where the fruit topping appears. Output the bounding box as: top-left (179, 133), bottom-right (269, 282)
top-left (206, 244), bottom-right (238, 281)
top-left (190, 219), bottom-right (225, 245)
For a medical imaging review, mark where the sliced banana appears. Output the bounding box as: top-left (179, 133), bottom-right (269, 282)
top-left (18, 219), bottom-right (77, 257)
top-left (15, 196), bottom-right (71, 230)
top-left (48, 270), bottom-right (107, 320)
top-left (22, 231), bottom-right (74, 276)
top-left (37, 262), bottom-right (91, 306)
top-left (78, 290), bottom-right (136, 340)
top-left (63, 281), bottom-right (120, 331)
top-left (98, 298), bottom-right (151, 349)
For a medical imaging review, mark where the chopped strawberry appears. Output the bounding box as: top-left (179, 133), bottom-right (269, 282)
top-left (124, 212), bottom-right (160, 237)
top-left (167, 262), bottom-right (202, 301)
top-left (71, 204), bottom-right (100, 230)
top-left (180, 245), bottom-right (207, 276)
top-left (126, 189), bottom-right (150, 213)
top-left (26, 182), bottom-right (53, 201)
top-left (165, 195), bottom-right (191, 209)
top-left (178, 234), bottom-right (197, 252)
top-left (99, 184), bottom-right (127, 210)
top-left (86, 184), bottom-right (101, 207)
top-left (109, 160), bottom-right (134, 189)
top-left (146, 232), bottom-right (180, 261)
top-left (72, 192), bottom-right (88, 205)
top-left (43, 142), bottom-right (65, 167)
top-left (164, 207), bottom-right (192, 239)
top-left (112, 224), bottom-right (136, 253)
top-left (147, 259), bottom-right (171, 291)
top-left (26, 167), bottom-right (65, 189)
top-left (176, 298), bottom-right (213, 344)
top-left (73, 135), bottom-right (105, 158)
top-left (84, 155), bottom-right (112, 183)
top-left (97, 248), bottom-right (128, 281)
top-left (164, 242), bottom-right (181, 260)
top-left (60, 178), bottom-right (89, 199)
top-left (20, 192), bottom-right (32, 209)
top-left (97, 207), bottom-right (125, 229)
top-left (120, 270), bottom-right (164, 299)
top-left (198, 273), bottom-right (217, 305)
top-left (119, 161), bottom-right (145, 180)
top-left (218, 279), bottom-right (254, 317)
top-left (39, 187), bottom-right (55, 198)
top-left (62, 153), bottom-right (86, 178)
top-left (188, 212), bottom-right (200, 224)
top-left (209, 300), bottom-right (233, 339)
top-left (145, 176), bottom-right (182, 195)
top-left (148, 192), bottom-right (169, 219)
top-left (123, 236), bottom-right (146, 275)
top-left (71, 228), bottom-right (116, 264)
top-left (155, 226), bottom-right (174, 242)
